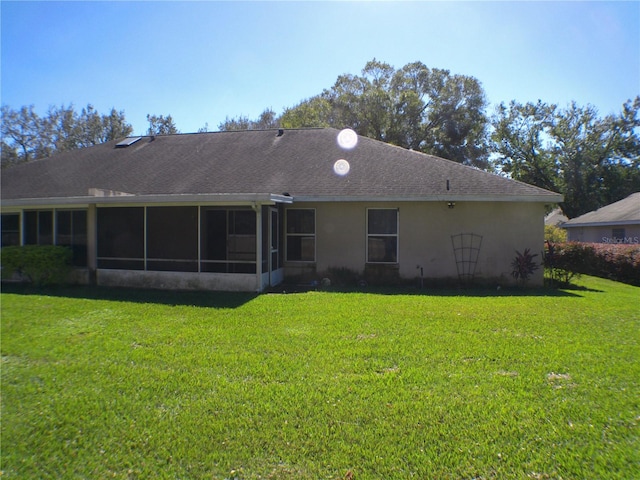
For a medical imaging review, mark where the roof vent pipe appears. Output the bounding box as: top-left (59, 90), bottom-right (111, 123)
top-left (277, 129), bottom-right (284, 137)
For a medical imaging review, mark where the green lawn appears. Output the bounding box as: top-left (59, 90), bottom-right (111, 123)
top-left (1, 277), bottom-right (638, 479)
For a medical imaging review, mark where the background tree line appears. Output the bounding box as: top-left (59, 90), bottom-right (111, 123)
top-left (1, 106), bottom-right (179, 168)
top-left (2, 59), bottom-right (639, 218)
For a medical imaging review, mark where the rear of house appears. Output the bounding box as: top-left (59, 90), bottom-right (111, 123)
top-left (1, 128), bottom-right (562, 291)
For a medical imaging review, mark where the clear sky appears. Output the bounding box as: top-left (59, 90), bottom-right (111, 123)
top-left (2, 1), bottom-right (639, 136)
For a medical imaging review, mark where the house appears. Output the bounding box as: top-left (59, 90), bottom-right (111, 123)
top-left (1, 128), bottom-right (562, 291)
top-left (562, 192), bottom-right (640, 244)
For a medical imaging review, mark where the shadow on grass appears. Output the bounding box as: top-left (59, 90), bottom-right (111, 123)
top-left (0, 282), bottom-right (258, 309)
top-left (270, 283), bottom-right (591, 298)
top-left (2, 278), bottom-right (600, 306)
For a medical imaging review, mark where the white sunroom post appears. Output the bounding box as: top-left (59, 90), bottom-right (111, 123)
top-left (254, 203), bottom-right (263, 292)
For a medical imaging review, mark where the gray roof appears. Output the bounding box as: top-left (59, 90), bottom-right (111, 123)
top-left (563, 192), bottom-right (640, 227)
top-left (1, 128), bottom-right (562, 205)
top-left (545, 208), bottom-right (569, 226)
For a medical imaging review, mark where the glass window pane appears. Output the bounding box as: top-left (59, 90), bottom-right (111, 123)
top-left (287, 210), bottom-right (315, 234)
top-left (287, 236), bottom-right (315, 262)
top-left (1, 214), bottom-right (20, 247)
top-left (368, 209), bottom-right (397, 235)
top-left (368, 237), bottom-right (397, 263)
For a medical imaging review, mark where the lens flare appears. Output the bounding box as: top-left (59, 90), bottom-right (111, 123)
top-left (333, 159), bottom-right (350, 176)
top-left (337, 128), bottom-right (358, 150)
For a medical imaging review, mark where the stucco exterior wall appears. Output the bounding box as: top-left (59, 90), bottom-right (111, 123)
top-left (284, 201), bottom-right (546, 286)
top-left (565, 225), bottom-right (640, 244)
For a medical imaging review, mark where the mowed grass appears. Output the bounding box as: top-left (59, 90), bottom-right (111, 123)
top-left (1, 277), bottom-right (638, 479)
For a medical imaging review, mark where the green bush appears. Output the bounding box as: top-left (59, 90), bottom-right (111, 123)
top-left (1, 245), bottom-right (73, 286)
top-left (544, 224), bottom-right (567, 243)
top-left (545, 242), bottom-right (640, 286)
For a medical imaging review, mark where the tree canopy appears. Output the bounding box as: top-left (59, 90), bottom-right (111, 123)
top-left (3, 58), bottom-right (638, 219)
top-left (491, 97), bottom-right (640, 218)
top-left (220, 60), bottom-right (490, 169)
top-left (146, 114), bottom-right (179, 135)
top-left (1, 104), bottom-right (133, 168)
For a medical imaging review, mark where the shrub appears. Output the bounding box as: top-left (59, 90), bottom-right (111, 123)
top-left (1, 245), bottom-right (73, 286)
top-left (511, 248), bottom-right (539, 286)
top-left (544, 242), bottom-right (640, 286)
top-left (544, 224), bottom-right (567, 243)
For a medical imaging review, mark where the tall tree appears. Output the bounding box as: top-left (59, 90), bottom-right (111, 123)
top-left (219, 60), bottom-right (490, 168)
top-left (491, 97), bottom-right (640, 218)
top-left (280, 59), bottom-right (491, 168)
top-left (1, 104), bottom-right (133, 168)
top-left (146, 114), bottom-right (179, 135)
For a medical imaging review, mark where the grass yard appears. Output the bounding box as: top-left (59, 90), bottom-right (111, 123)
top-left (1, 276), bottom-right (639, 479)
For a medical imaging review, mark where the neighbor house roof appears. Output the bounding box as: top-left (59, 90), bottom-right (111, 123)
top-left (563, 192), bottom-right (640, 228)
top-left (1, 128), bottom-right (562, 206)
top-left (545, 208), bottom-right (569, 226)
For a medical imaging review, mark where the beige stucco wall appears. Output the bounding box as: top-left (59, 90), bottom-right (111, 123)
top-left (284, 201), bottom-right (547, 286)
top-left (565, 225), bottom-right (640, 244)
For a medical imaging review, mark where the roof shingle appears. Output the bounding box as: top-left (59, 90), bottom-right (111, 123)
top-left (1, 128), bottom-right (561, 202)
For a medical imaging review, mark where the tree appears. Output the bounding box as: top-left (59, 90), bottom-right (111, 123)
top-left (280, 59), bottom-right (491, 168)
top-left (146, 114), bottom-right (179, 135)
top-left (1, 105), bottom-right (47, 166)
top-left (100, 107), bottom-right (134, 143)
top-left (218, 108), bottom-right (279, 131)
top-left (491, 97), bottom-right (640, 218)
top-left (1, 104), bottom-right (133, 168)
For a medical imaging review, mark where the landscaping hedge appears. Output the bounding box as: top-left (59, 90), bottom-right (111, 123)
top-left (1, 245), bottom-right (73, 286)
top-left (545, 242), bottom-right (640, 286)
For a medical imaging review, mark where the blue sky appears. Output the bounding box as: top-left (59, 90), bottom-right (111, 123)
top-left (2, 1), bottom-right (639, 136)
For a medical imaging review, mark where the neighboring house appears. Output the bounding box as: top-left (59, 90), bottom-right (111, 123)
top-left (1, 128), bottom-right (562, 291)
top-left (562, 192), bottom-right (640, 244)
top-left (545, 208), bottom-right (568, 227)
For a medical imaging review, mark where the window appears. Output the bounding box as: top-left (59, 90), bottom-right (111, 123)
top-left (24, 210), bottom-right (53, 245)
top-left (97, 207), bottom-right (144, 270)
top-left (1, 214), bottom-right (20, 247)
top-left (56, 210), bottom-right (88, 267)
top-left (201, 208), bottom-right (256, 273)
top-left (147, 207), bottom-right (198, 272)
top-left (612, 228), bottom-right (626, 242)
top-left (286, 209), bottom-right (315, 262)
top-left (367, 208), bottom-right (398, 263)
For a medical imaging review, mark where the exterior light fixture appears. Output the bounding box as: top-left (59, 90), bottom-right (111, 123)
top-left (448, 202), bottom-right (456, 209)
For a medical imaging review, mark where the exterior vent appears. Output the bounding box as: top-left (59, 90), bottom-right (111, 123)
top-left (115, 137), bottom-right (142, 148)
top-left (277, 129), bottom-right (284, 137)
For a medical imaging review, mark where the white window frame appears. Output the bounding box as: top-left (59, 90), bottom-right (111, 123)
top-left (366, 208), bottom-right (399, 264)
top-left (285, 208), bottom-right (316, 262)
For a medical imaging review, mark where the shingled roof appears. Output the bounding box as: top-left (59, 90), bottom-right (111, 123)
top-left (563, 192), bottom-right (640, 227)
top-left (1, 128), bottom-right (561, 204)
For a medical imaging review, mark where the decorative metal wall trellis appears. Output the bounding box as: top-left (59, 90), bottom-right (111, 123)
top-left (451, 233), bottom-right (483, 284)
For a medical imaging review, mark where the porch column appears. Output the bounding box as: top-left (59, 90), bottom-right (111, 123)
top-left (87, 204), bottom-right (98, 284)
top-left (255, 204), bottom-right (263, 292)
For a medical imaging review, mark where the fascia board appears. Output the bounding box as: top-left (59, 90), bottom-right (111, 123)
top-left (1, 193), bottom-right (294, 209)
top-left (291, 194), bottom-right (563, 203)
top-left (563, 220), bottom-right (640, 228)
